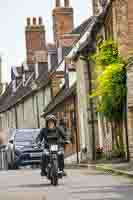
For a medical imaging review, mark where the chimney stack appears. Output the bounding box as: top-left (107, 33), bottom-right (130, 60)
top-left (56, 0), bottom-right (60, 7)
top-left (25, 17), bottom-right (46, 64)
top-left (53, 0), bottom-right (73, 45)
top-left (64, 0), bottom-right (69, 7)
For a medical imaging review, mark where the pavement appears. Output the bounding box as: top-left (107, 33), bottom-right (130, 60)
top-left (66, 161), bottom-right (133, 178)
top-left (1, 168), bottom-right (133, 199)
top-left (96, 162), bottom-right (133, 178)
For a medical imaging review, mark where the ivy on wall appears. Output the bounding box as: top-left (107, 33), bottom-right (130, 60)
top-left (91, 40), bottom-right (127, 121)
top-left (91, 40), bottom-right (127, 154)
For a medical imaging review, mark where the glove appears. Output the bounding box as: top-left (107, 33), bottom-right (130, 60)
top-left (65, 140), bottom-right (71, 144)
top-left (37, 143), bottom-right (41, 148)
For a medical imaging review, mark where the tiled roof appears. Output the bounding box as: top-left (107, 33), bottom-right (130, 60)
top-left (16, 67), bottom-right (23, 77)
top-left (68, 1), bottom-right (112, 60)
top-left (0, 63), bottom-right (49, 113)
top-left (26, 64), bottom-right (34, 72)
top-left (0, 13), bottom-right (100, 113)
top-left (42, 83), bottom-right (76, 117)
top-left (71, 17), bottom-right (95, 37)
top-left (50, 17), bottom-right (94, 74)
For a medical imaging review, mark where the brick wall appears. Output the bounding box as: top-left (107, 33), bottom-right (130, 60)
top-left (127, 0), bottom-right (133, 57)
top-left (112, 0), bottom-right (128, 57)
top-left (52, 1), bottom-right (74, 45)
top-left (25, 17), bottom-right (46, 64)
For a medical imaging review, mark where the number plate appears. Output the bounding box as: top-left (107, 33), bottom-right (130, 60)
top-left (30, 152), bottom-right (42, 157)
top-left (50, 145), bottom-right (58, 151)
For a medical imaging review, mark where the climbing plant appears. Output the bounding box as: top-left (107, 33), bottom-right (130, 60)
top-left (91, 40), bottom-right (126, 121)
top-left (91, 40), bottom-right (127, 153)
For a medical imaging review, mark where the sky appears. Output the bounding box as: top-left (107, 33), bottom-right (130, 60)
top-left (0, 0), bottom-right (93, 82)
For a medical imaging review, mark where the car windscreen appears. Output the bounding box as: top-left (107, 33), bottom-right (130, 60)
top-left (14, 129), bottom-right (40, 145)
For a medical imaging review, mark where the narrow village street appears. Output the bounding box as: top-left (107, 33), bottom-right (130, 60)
top-left (1, 0), bottom-right (133, 199)
top-left (0, 168), bottom-right (133, 200)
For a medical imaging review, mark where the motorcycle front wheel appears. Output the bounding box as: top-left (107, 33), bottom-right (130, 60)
top-left (51, 160), bottom-right (58, 186)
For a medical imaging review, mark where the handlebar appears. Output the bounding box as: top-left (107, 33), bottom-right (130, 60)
top-left (37, 139), bottom-right (71, 148)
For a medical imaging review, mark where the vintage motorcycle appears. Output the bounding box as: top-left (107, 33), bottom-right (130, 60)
top-left (46, 144), bottom-right (63, 186)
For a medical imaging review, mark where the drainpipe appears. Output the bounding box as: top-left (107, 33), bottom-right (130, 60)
top-left (14, 106), bottom-right (18, 129)
top-left (87, 59), bottom-right (96, 161)
top-left (73, 95), bottom-right (79, 164)
top-left (80, 55), bottom-right (96, 161)
top-left (124, 96), bottom-right (130, 161)
top-left (36, 96), bottom-right (40, 128)
top-left (124, 67), bottom-right (130, 161)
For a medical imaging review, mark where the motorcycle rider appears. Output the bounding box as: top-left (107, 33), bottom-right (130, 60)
top-left (37, 114), bottom-right (70, 176)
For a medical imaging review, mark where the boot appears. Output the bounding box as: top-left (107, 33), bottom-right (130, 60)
top-left (41, 170), bottom-right (47, 176)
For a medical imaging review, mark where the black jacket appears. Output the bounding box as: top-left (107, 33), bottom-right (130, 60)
top-left (37, 126), bottom-right (68, 148)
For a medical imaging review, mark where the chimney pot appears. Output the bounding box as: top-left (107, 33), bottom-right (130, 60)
top-left (27, 17), bottom-right (30, 26)
top-left (56, 0), bottom-right (60, 7)
top-left (33, 17), bottom-right (36, 25)
top-left (64, 0), bottom-right (69, 7)
top-left (39, 17), bottom-right (43, 25)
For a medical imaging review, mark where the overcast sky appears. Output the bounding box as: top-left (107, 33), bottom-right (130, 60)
top-left (0, 0), bottom-right (92, 81)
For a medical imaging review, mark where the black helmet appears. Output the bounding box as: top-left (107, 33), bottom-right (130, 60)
top-left (45, 114), bottom-right (57, 124)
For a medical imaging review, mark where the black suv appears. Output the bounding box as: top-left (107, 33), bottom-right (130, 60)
top-left (13, 129), bottom-right (43, 168)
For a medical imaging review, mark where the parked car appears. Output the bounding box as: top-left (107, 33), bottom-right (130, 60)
top-left (0, 129), bottom-right (16, 170)
top-left (6, 142), bottom-right (15, 169)
top-left (13, 129), bottom-right (42, 168)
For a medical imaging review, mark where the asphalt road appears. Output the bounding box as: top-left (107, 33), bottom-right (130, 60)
top-left (0, 168), bottom-right (133, 200)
